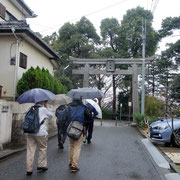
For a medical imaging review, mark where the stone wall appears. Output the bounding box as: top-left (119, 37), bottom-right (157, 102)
top-left (0, 100), bottom-right (57, 147)
top-left (0, 100), bottom-right (13, 145)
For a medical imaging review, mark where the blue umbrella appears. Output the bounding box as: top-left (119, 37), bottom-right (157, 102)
top-left (17, 88), bottom-right (56, 104)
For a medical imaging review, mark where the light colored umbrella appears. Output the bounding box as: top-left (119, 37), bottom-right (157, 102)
top-left (48, 94), bottom-right (72, 106)
top-left (82, 99), bottom-right (102, 119)
top-left (17, 88), bottom-right (56, 104)
top-left (67, 87), bottom-right (104, 99)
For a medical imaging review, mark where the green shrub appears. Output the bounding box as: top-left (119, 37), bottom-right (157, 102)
top-left (133, 112), bottom-right (158, 128)
top-left (17, 66), bottom-right (67, 95)
top-left (102, 108), bottom-right (113, 119)
top-left (145, 96), bottom-right (164, 118)
top-left (146, 116), bottom-right (157, 125)
top-left (133, 112), bottom-right (146, 128)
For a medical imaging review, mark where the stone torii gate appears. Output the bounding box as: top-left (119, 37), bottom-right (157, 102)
top-left (69, 56), bottom-right (153, 123)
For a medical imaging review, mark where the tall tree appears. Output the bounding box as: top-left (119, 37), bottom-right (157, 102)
top-left (118, 6), bottom-right (158, 58)
top-left (156, 49), bottom-right (178, 113)
top-left (159, 17), bottom-right (180, 39)
top-left (100, 18), bottom-right (119, 51)
top-left (53, 17), bottom-right (100, 88)
top-left (100, 7), bottom-right (159, 115)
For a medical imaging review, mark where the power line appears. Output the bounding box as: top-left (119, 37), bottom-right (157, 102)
top-left (31, 0), bottom-right (131, 34)
top-left (150, 0), bottom-right (159, 14)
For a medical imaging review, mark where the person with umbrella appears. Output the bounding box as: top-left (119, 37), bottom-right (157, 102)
top-left (68, 97), bottom-right (87, 173)
top-left (83, 100), bottom-right (98, 144)
top-left (48, 94), bottom-right (72, 149)
top-left (55, 104), bottom-right (70, 149)
top-left (17, 88), bottom-right (55, 176)
top-left (26, 100), bottom-right (53, 176)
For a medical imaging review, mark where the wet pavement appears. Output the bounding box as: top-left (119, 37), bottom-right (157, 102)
top-left (0, 120), bottom-right (178, 180)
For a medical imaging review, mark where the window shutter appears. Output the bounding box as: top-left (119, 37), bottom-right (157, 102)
top-left (0, 3), bottom-right (6, 20)
top-left (19, 52), bottom-right (27, 69)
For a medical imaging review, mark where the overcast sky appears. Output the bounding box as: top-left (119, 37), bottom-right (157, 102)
top-left (25, 0), bottom-right (180, 51)
top-left (25, 0), bottom-right (180, 35)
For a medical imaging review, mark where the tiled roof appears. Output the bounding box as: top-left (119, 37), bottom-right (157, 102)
top-left (10, 0), bottom-right (37, 18)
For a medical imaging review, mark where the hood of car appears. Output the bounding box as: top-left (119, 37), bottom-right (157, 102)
top-left (150, 118), bottom-right (180, 128)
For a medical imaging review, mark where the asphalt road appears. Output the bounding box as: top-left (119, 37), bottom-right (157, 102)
top-left (0, 125), bottom-right (169, 180)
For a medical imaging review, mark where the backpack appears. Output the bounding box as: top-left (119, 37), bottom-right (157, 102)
top-left (84, 105), bottom-right (93, 121)
top-left (67, 121), bottom-right (84, 140)
top-left (22, 105), bottom-right (43, 133)
top-left (55, 105), bottom-right (70, 128)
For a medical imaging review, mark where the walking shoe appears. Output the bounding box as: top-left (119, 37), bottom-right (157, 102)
top-left (26, 171), bottom-right (32, 176)
top-left (71, 166), bottom-right (80, 172)
top-left (58, 142), bottom-right (64, 149)
top-left (37, 167), bottom-right (48, 171)
top-left (83, 138), bottom-right (86, 143)
top-left (87, 140), bottom-right (91, 144)
top-left (69, 163), bottom-right (72, 169)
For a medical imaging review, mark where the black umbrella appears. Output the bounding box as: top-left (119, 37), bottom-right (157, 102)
top-left (67, 87), bottom-right (104, 99)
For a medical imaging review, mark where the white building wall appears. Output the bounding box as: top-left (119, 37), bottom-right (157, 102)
top-left (18, 39), bottom-right (54, 81)
top-left (0, 35), bottom-right (55, 98)
top-left (0, 36), bottom-right (16, 98)
top-left (1, 0), bottom-right (26, 20)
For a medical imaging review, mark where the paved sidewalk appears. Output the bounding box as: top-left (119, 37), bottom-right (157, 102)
top-left (138, 127), bottom-right (180, 176)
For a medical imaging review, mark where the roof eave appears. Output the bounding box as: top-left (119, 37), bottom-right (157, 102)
top-left (10, 0), bottom-right (37, 18)
top-left (0, 27), bottom-right (60, 68)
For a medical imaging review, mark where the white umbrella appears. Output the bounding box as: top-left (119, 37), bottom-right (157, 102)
top-left (82, 99), bottom-right (102, 119)
top-left (48, 94), bottom-right (72, 106)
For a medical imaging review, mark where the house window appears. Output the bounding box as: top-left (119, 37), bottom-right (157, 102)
top-left (0, 3), bottom-right (6, 20)
top-left (19, 52), bottom-right (27, 69)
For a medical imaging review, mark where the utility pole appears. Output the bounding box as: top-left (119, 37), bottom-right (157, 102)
top-left (141, 19), bottom-right (146, 114)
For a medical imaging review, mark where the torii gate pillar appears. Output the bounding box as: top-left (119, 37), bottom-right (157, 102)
top-left (83, 64), bottom-right (89, 87)
top-left (132, 64), bottom-right (139, 116)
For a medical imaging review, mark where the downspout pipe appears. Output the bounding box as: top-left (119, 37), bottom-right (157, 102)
top-left (11, 27), bottom-right (20, 101)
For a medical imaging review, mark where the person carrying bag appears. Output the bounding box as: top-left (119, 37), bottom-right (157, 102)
top-left (67, 120), bottom-right (84, 140)
top-left (67, 97), bottom-right (86, 173)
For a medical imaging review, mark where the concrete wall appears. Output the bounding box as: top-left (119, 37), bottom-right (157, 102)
top-left (1, 0), bottom-right (26, 20)
top-left (0, 100), bottom-right (13, 145)
top-left (0, 100), bottom-right (57, 147)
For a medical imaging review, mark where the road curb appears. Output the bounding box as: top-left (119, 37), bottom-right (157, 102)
top-left (137, 126), bottom-right (180, 175)
top-left (169, 162), bottom-right (180, 174)
top-left (0, 147), bottom-right (26, 160)
top-left (0, 131), bottom-right (57, 160)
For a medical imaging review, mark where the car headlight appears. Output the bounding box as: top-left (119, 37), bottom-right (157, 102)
top-left (154, 125), bottom-right (168, 130)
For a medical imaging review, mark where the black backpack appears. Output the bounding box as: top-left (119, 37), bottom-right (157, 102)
top-left (22, 105), bottom-right (43, 133)
top-left (84, 105), bottom-right (93, 121)
top-left (55, 105), bottom-right (70, 128)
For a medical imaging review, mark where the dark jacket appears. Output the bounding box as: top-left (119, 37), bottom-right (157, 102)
top-left (69, 100), bottom-right (86, 125)
top-left (84, 103), bottom-right (98, 123)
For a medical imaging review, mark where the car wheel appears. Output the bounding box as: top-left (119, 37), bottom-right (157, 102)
top-left (171, 129), bottom-right (180, 147)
